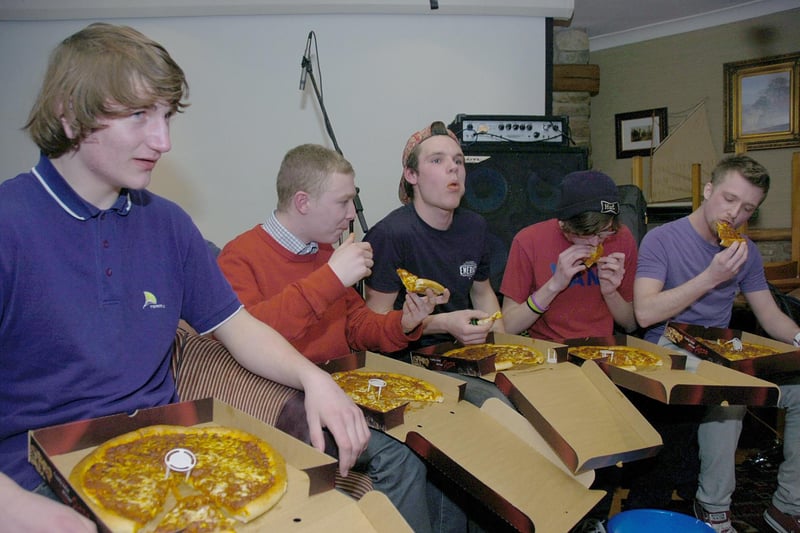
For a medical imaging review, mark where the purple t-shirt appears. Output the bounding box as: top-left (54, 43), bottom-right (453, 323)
top-left (636, 216), bottom-right (767, 343)
top-left (0, 155), bottom-right (241, 489)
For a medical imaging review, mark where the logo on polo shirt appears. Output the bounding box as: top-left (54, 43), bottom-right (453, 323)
top-left (143, 291), bottom-right (166, 309)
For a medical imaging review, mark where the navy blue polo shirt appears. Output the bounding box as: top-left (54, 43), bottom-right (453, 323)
top-left (0, 155), bottom-right (241, 490)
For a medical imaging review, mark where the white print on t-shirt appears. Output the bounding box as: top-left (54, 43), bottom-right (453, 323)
top-left (459, 261), bottom-right (478, 279)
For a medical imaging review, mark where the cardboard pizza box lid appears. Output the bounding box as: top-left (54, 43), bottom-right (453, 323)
top-left (350, 352), bottom-right (604, 533)
top-left (566, 334), bottom-right (781, 406)
top-left (29, 398), bottom-right (409, 532)
top-left (494, 358), bottom-right (663, 474)
top-left (410, 332), bottom-right (567, 377)
top-left (665, 321), bottom-right (800, 383)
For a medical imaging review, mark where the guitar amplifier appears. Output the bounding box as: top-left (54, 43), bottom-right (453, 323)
top-left (449, 114), bottom-right (569, 147)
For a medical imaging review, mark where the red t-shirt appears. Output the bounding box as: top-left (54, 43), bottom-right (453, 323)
top-left (500, 218), bottom-right (637, 342)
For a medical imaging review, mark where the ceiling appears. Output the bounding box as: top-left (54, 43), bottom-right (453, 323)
top-left (569, 0), bottom-right (800, 50)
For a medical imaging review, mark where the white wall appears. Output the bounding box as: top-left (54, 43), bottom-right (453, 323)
top-left (0, 14), bottom-right (547, 246)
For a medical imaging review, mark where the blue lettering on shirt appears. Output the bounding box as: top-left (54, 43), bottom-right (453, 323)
top-left (549, 263), bottom-right (601, 287)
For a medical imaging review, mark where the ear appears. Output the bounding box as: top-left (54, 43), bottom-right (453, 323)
top-left (293, 191), bottom-right (311, 215)
top-left (703, 182), bottom-right (712, 201)
top-left (403, 166), bottom-right (419, 186)
top-left (56, 100), bottom-right (77, 140)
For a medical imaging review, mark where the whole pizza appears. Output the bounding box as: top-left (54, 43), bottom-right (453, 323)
top-left (569, 345), bottom-right (664, 371)
top-left (443, 343), bottom-right (545, 370)
top-left (698, 338), bottom-right (781, 361)
top-left (69, 425), bottom-right (287, 532)
top-left (332, 370), bottom-right (444, 413)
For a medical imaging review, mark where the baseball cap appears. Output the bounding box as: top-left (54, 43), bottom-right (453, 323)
top-left (558, 170), bottom-right (620, 219)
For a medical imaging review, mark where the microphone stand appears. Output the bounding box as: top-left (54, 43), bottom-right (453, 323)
top-left (300, 52), bottom-right (369, 235)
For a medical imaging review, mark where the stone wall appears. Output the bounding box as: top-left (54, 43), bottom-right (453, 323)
top-left (552, 27), bottom-right (592, 160)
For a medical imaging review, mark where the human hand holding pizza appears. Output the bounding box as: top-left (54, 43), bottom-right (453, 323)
top-left (0, 473), bottom-right (96, 533)
top-left (706, 240), bottom-right (748, 285)
top-left (328, 233), bottom-right (374, 288)
top-left (302, 369), bottom-right (371, 477)
top-left (597, 252), bottom-right (626, 296)
top-left (444, 309), bottom-right (494, 345)
top-left (551, 244), bottom-right (596, 291)
top-left (400, 290), bottom-right (438, 333)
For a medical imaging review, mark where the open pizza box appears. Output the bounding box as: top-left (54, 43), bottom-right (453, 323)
top-left (409, 332), bottom-right (568, 377)
top-left (322, 351), bottom-right (614, 532)
top-left (28, 398), bottom-right (411, 533)
top-left (565, 334), bottom-right (781, 406)
top-left (665, 321), bottom-right (800, 383)
top-left (493, 358), bottom-right (663, 474)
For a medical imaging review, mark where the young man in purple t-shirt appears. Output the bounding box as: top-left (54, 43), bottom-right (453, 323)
top-left (635, 154), bottom-right (800, 533)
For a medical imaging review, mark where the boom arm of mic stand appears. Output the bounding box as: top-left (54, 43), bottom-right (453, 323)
top-left (305, 65), bottom-right (369, 233)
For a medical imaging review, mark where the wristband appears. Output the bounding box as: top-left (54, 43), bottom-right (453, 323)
top-left (526, 293), bottom-right (549, 315)
top-left (793, 331), bottom-right (800, 348)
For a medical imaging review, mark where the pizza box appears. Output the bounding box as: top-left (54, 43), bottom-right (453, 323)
top-left (565, 334), bottom-right (781, 406)
top-left (336, 352), bottom-right (607, 532)
top-left (318, 350), bottom-right (467, 431)
top-left (28, 397), bottom-right (411, 533)
top-left (493, 358), bottom-right (663, 474)
top-left (409, 332), bottom-right (567, 377)
top-left (665, 321), bottom-right (800, 383)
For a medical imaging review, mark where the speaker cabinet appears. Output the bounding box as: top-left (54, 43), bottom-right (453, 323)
top-left (460, 145), bottom-right (589, 292)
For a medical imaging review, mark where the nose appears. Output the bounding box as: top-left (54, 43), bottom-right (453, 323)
top-left (346, 199), bottom-right (356, 220)
top-left (148, 118), bottom-right (171, 153)
top-left (586, 234), bottom-right (602, 246)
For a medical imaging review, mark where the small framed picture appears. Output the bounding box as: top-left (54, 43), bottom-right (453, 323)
top-left (615, 108), bottom-right (668, 159)
top-left (723, 52), bottom-right (800, 152)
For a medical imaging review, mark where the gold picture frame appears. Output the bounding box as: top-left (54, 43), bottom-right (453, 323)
top-left (724, 51), bottom-right (800, 152)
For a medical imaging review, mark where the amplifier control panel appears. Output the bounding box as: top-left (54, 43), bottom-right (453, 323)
top-left (451, 114), bottom-right (568, 145)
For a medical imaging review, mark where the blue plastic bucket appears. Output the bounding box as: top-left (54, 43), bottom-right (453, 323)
top-left (607, 509), bottom-right (715, 533)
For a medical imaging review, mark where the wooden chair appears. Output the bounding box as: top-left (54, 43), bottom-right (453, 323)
top-left (762, 151), bottom-right (800, 292)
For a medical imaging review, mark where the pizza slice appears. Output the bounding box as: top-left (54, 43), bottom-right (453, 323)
top-left (153, 494), bottom-right (237, 533)
top-left (584, 243), bottom-right (604, 267)
top-left (716, 221), bottom-right (745, 247)
top-left (396, 268), bottom-right (446, 296)
top-left (474, 311), bottom-right (502, 326)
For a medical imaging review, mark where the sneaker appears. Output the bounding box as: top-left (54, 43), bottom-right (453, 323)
top-left (571, 517), bottom-right (606, 533)
top-left (764, 503), bottom-right (800, 533)
top-left (693, 500), bottom-right (737, 533)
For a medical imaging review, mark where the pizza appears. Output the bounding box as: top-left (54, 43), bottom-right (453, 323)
top-left (473, 311), bottom-right (503, 326)
top-left (569, 345), bottom-right (665, 371)
top-left (584, 243), bottom-right (604, 267)
top-left (697, 338), bottom-right (781, 361)
top-left (443, 343), bottom-right (545, 371)
top-left (69, 425), bottom-right (287, 532)
top-left (332, 370), bottom-right (444, 413)
top-left (396, 268), bottom-right (446, 295)
top-left (716, 221), bottom-right (745, 247)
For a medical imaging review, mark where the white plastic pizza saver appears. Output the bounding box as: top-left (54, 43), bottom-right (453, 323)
top-left (164, 448), bottom-right (197, 480)
top-left (367, 378), bottom-right (387, 399)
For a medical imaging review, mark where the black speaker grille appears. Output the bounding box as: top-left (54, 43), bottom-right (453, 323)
top-left (461, 146), bottom-right (589, 292)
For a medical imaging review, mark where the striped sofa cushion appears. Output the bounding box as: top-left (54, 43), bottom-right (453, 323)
top-left (171, 329), bottom-right (373, 500)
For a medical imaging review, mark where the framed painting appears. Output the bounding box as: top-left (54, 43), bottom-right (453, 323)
top-left (615, 108), bottom-right (668, 159)
top-left (724, 51), bottom-right (800, 152)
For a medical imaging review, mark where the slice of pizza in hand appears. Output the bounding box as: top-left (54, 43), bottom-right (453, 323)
top-left (473, 311), bottom-right (502, 326)
top-left (396, 268), bottom-right (446, 295)
top-left (583, 243), bottom-right (604, 267)
top-left (716, 221), bottom-right (745, 247)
